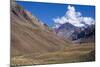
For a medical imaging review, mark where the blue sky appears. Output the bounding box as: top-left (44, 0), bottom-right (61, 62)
top-left (16, 1), bottom-right (95, 27)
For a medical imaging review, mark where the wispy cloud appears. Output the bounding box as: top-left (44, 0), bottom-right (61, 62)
top-left (53, 5), bottom-right (95, 28)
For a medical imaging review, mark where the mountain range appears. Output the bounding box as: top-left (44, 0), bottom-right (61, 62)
top-left (11, 1), bottom-right (95, 66)
top-left (55, 22), bottom-right (95, 43)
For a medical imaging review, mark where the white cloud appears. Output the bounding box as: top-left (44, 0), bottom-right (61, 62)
top-left (83, 17), bottom-right (95, 25)
top-left (53, 5), bottom-right (95, 28)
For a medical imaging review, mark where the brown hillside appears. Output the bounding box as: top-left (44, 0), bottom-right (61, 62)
top-left (11, 1), bottom-right (68, 56)
top-left (11, 1), bottom-right (95, 66)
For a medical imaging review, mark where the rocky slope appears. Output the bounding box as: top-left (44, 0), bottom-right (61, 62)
top-left (55, 22), bottom-right (95, 43)
top-left (11, 1), bottom-right (69, 57)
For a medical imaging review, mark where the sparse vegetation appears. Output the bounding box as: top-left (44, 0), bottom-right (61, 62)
top-left (11, 43), bottom-right (95, 66)
top-left (11, 1), bottom-right (95, 66)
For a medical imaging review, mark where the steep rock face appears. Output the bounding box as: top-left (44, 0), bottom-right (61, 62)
top-left (11, 2), bottom-right (68, 56)
top-left (55, 22), bottom-right (95, 43)
top-left (56, 23), bottom-right (78, 40)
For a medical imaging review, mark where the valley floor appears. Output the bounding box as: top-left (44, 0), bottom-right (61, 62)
top-left (11, 43), bottom-right (95, 66)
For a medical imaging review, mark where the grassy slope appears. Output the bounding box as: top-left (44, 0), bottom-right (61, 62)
top-left (11, 43), bottom-right (95, 66)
